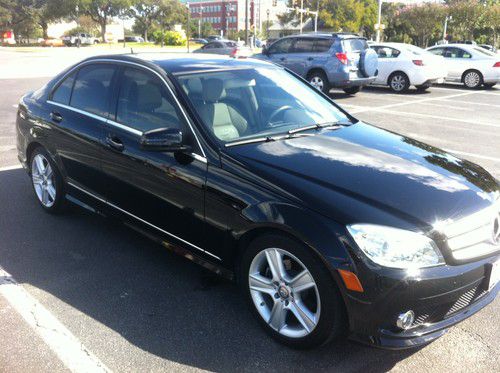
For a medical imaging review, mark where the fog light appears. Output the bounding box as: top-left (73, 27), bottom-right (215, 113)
top-left (396, 310), bottom-right (415, 330)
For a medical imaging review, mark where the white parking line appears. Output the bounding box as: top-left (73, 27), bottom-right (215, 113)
top-left (350, 91), bottom-right (476, 114)
top-left (443, 149), bottom-right (500, 163)
top-left (430, 86), bottom-right (500, 95)
top-left (438, 98), bottom-right (500, 109)
top-left (0, 267), bottom-right (110, 373)
top-left (0, 164), bottom-right (22, 171)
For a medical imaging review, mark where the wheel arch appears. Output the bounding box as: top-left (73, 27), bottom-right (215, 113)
top-left (461, 68), bottom-right (483, 83)
top-left (306, 67), bottom-right (328, 80)
top-left (386, 70), bottom-right (409, 86)
top-left (26, 141), bottom-right (44, 172)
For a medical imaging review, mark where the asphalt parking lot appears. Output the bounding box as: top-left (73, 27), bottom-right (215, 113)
top-left (0, 47), bottom-right (499, 372)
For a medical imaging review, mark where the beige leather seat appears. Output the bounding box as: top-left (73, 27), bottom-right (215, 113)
top-left (198, 79), bottom-right (247, 141)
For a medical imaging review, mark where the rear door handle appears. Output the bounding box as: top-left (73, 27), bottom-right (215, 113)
top-left (106, 136), bottom-right (124, 151)
top-left (50, 111), bottom-right (63, 123)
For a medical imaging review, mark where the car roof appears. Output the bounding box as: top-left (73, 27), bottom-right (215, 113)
top-left (83, 53), bottom-right (275, 74)
top-left (280, 32), bottom-right (362, 40)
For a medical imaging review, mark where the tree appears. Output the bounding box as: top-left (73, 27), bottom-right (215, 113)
top-left (319, 0), bottom-right (377, 35)
top-left (398, 3), bottom-right (444, 47)
top-left (447, 0), bottom-right (484, 41)
top-left (131, 0), bottom-right (160, 42)
top-left (79, 0), bottom-right (131, 40)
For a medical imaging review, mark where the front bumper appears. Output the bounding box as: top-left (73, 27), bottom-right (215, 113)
top-left (343, 253), bottom-right (499, 349)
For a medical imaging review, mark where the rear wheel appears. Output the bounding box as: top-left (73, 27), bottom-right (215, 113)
top-left (30, 147), bottom-right (66, 213)
top-left (307, 70), bottom-right (330, 94)
top-left (241, 234), bottom-right (346, 349)
top-left (462, 70), bottom-right (483, 89)
top-left (388, 72), bottom-right (410, 93)
top-left (343, 86), bottom-right (360, 95)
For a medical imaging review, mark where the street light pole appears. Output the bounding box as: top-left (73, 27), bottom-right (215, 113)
top-left (376, 0), bottom-right (382, 42)
top-left (198, 6), bottom-right (204, 38)
top-left (266, 9), bottom-right (270, 39)
top-left (299, 0), bottom-right (303, 34)
top-left (187, 3), bottom-right (190, 52)
top-left (443, 16), bottom-right (452, 42)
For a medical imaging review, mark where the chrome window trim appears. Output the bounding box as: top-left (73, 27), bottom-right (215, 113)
top-left (67, 181), bottom-right (221, 261)
top-left (106, 118), bottom-right (143, 136)
top-left (47, 100), bottom-right (108, 123)
top-left (48, 58), bottom-right (207, 158)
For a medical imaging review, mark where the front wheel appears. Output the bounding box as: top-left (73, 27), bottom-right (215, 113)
top-left (241, 234), bottom-right (346, 349)
top-left (343, 86), bottom-right (360, 95)
top-left (30, 147), bottom-right (66, 213)
top-left (307, 71), bottom-right (331, 94)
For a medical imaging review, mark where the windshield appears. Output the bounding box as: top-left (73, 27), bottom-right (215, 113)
top-left (176, 67), bottom-right (350, 143)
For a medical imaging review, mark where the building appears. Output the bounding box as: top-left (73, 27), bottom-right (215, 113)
top-left (184, 0), bottom-right (287, 36)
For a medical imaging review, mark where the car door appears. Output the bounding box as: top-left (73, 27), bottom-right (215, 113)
top-left (443, 47), bottom-right (471, 81)
top-left (100, 65), bottom-right (209, 252)
top-left (285, 37), bottom-right (315, 76)
top-left (266, 38), bottom-right (294, 69)
top-left (372, 46), bottom-right (401, 85)
top-left (47, 62), bottom-right (117, 197)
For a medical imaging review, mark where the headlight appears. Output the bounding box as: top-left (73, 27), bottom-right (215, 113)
top-left (347, 224), bottom-right (444, 269)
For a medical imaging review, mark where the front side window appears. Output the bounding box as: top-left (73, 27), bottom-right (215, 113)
top-left (116, 67), bottom-right (184, 132)
top-left (51, 71), bottom-right (76, 105)
top-left (444, 47), bottom-right (471, 59)
top-left (70, 64), bottom-right (116, 117)
top-left (176, 67), bottom-right (349, 143)
top-left (268, 38), bottom-right (293, 54)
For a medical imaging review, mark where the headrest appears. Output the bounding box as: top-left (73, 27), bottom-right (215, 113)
top-left (202, 78), bottom-right (225, 102)
top-left (186, 77), bottom-right (203, 95)
top-left (136, 83), bottom-right (162, 111)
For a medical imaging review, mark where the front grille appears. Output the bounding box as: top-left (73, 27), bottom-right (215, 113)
top-left (445, 286), bottom-right (487, 317)
top-left (439, 202), bottom-right (500, 261)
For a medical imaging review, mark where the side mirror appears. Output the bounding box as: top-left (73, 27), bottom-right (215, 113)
top-left (140, 127), bottom-right (191, 152)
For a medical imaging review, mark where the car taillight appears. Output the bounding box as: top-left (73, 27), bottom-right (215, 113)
top-left (230, 47), bottom-right (238, 58)
top-left (412, 60), bottom-right (424, 66)
top-left (335, 52), bottom-right (348, 65)
top-left (493, 62), bottom-right (500, 67)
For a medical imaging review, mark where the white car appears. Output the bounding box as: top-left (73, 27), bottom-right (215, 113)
top-left (426, 44), bottom-right (500, 89)
top-left (370, 43), bottom-right (446, 93)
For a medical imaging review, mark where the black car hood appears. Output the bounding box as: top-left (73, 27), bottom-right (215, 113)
top-left (224, 123), bottom-right (499, 228)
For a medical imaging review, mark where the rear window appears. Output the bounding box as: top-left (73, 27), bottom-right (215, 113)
top-left (313, 38), bottom-right (333, 52)
top-left (342, 38), bottom-right (368, 52)
top-left (225, 41), bottom-right (237, 47)
top-left (473, 47), bottom-right (495, 56)
top-left (291, 38), bottom-right (315, 53)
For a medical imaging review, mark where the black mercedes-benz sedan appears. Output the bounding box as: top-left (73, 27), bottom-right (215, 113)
top-left (16, 54), bottom-right (499, 349)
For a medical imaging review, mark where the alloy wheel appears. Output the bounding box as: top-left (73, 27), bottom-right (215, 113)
top-left (464, 71), bottom-right (481, 88)
top-left (310, 76), bottom-right (324, 91)
top-left (390, 74), bottom-right (406, 92)
top-left (31, 154), bottom-right (56, 207)
top-left (248, 248), bottom-right (321, 338)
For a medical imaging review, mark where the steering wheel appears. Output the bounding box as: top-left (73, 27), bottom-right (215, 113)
top-left (268, 105), bottom-right (293, 126)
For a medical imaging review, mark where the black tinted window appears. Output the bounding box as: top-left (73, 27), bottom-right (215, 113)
top-left (269, 38), bottom-right (293, 54)
top-left (71, 64), bottom-right (115, 117)
top-left (444, 47), bottom-right (472, 58)
top-left (313, 38), bottom-right (333, 52)
top-left (52, 72), bottom-right (76, 105)
top-left (116, 67), bottom-right (184, 132)
top-left (342, 38), bottom-right (368, 52)
top-left (292, 38), bottom-right (314, 53)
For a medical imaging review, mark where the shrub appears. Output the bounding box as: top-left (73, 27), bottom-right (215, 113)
top-left (153, 30), bottom-right (186, 46)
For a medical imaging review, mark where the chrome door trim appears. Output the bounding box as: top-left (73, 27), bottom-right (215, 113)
top-left (67, 181), bottom-right (221, 261)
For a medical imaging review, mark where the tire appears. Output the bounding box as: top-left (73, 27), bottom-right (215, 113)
top-left (359, 48), bottom-right (378, 78)
top-left (343, 86), bottom-right (360, 95)
top-left (240, 233), bottom-right (347, 349)
top-left (388, 72), bottom-right (410, 93)
top-left (484, 83), bottom-right (496, 89)
top-left (416, 83), bottom-right (431, 92)
top-left (307, 70), bottom-right (331, 94)
top-left (30, 147), bottom-right (66, 214)
top-left (462, 70), bottom-right (483, 89)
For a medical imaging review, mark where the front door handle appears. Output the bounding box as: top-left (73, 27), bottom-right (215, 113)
top-left (50, 111), bottom-right (63, 123)
top-left (106, 136), bottom-right (124, 151)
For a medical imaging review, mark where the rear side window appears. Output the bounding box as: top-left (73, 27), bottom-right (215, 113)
top-left (313, 38), bottom-right (333, 52)
top-left (116, 67), bottom-right (185, 132)
top-left (291, 38), bottom-right (315, 53)
top-left (342, 38), bottom-right (368, 52)
top-left (51, 72), bottom-right (76, 105)
top-left (428, 47), bottom-right (444, 56)
top-left (374, 46), bottom-right (400, 58)
top-left (71, 64), bottom-right (115, 117)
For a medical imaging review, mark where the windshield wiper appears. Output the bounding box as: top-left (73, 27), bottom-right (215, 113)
top-left (225, 136), bottom-right (277, 148)
top-left (288, 120), bottom-right (351, 135)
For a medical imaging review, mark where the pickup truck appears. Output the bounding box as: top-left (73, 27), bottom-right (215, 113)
top-left (62, 33), bottom-right (100, 47)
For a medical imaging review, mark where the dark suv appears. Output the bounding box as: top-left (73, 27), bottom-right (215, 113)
top-left (256, 33), bottom-right (378, 94)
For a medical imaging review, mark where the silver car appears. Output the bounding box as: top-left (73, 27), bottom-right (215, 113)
top-left (426, 44), bottom-right (500, 89)
top-left (193, 40), bottom-right (251, 58)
